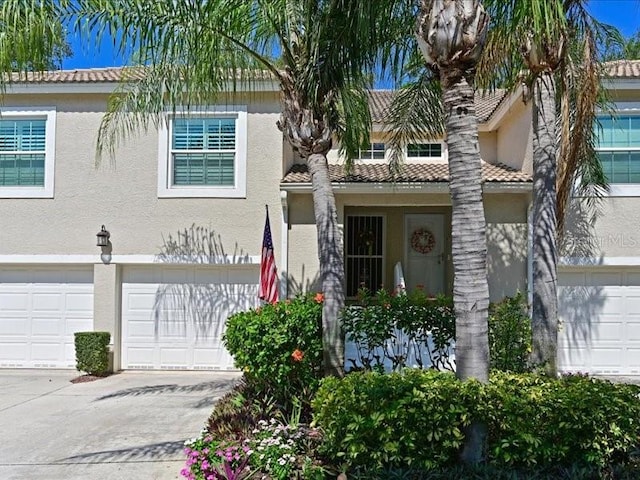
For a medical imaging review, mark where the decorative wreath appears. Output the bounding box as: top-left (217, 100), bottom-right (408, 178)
top-left (411, 228), bottom-right (436, 255)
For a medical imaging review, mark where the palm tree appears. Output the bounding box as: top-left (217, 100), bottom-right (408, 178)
top-left (73, 0), bottom-right (398, 376)
top-left (482, 0), bottom-right (610, 374)
top-left (416, 0), bottom-right (491, 463)
top-left (0, 0), bottom-right (68, 84)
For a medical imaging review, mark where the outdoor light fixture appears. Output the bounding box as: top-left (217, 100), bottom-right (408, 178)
top-left (96, 225), bottom-right (110, 247)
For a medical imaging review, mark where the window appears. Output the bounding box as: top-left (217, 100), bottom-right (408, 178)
top-left (596, 115), bottom-right (640, 184)
top-left (158, 107), bottom-right (247, 198)
top-left (345, 215), bottom-right (384, 297)
top-left (407, 142), bottom-right (442, 159)
top-left (359, 142), bottom-right (386, 160)
top-left (0, 108), bottom-right (56, 198)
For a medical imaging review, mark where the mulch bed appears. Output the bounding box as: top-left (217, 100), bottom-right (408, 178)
top-left (70, 373), bottom-right (113, 383)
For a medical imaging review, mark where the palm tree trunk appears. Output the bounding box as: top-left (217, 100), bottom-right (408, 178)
top-left (442, 74), bottom-right (490, 464)
top-left (531, 72), bottom-right (558, 375)
top-left (307, 153), bottom-right (345, 377)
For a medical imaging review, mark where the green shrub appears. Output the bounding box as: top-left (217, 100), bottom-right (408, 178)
top-left (313, 369), bottom-right (482, 471)
top-left (312, 370), bottom-right (640, 473)
top-left (488, 292), bottom-right (532, 373)
top-left (74, 331), bottom-right (110, 375)
top-left (483, 372), bottom-right (640, 468)
top-left (223, 294), bottom-right (323, 410)
top-left (342, 288), bottom-right (455, 371)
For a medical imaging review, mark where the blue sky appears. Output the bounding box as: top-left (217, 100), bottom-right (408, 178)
top-left (61, 1), bottom-right (640, 70)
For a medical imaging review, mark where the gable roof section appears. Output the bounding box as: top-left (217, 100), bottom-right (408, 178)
top-left (282, 162), bottom-right (531, 184)
top-left (368, 89), bottom-right (507, 125)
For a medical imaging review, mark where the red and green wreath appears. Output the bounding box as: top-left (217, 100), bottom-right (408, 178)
top-left (411, 228), bottom-right (436, 254)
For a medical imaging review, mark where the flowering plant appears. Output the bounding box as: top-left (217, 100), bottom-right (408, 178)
top-left (181, 433), bottom-right (251, 480)
top-left (248, 419), bottom-right (323, 480)
top-left (224, 294), bottom-right (323, 414)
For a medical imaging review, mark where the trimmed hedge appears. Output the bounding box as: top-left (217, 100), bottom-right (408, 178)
top-left (74, 331), bottom-right (110, 375)
top-left (313, 370), bottom-right (640, 472)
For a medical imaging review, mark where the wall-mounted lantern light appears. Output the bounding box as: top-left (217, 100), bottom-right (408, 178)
top-left (96, 225), bottom-right (110, 247)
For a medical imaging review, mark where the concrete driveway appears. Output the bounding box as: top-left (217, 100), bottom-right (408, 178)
top-left (0, 369), bottom-right (240, 480)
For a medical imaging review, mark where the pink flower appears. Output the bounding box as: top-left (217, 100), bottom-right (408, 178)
top-left (314, 292), bottom-right (324, 303)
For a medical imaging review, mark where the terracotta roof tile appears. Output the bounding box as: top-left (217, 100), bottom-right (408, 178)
top-left (367, 89), bottom-right (507, 125)
top-left (282, 162), bottom-right (531, 184)
top-left (604, 60), bottom-right (640, 78)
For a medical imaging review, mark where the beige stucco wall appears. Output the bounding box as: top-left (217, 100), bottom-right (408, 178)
top-left (496, 99), bottom-right (533, 173)
top-left (0, 92), bottom-right (284, 259)
top-left (563, 197), bottom-right (640, 259)
top-left (287, 190), bottom-right (530, 301)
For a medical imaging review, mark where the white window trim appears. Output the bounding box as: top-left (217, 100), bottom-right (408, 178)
top-left (596, 109), bottom-right (640, 197)
top-left (405, 141), bottom-right (447, 162)
top-left (157, 106), bottom-right (247, 198)
top-left (0, 107), bottom-right (56, 198)
top-left (358, 142), bottom-right (387, 162)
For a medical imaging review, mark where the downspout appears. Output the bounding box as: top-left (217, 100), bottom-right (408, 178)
top-left (527, 201), bottom-right (533, 315)
top-left (280, 190), bottom-right (289, 299)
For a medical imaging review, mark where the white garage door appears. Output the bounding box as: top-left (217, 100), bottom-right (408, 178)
top-left (558, 268), bottom-right (640, 375)
top-left (0, 267), bottom-right (94, 368)
top-left (121, 265), bottom-right (259, 370)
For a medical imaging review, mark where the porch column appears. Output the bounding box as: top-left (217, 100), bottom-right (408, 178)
top-left (93, 263), bottom-right (122, 371)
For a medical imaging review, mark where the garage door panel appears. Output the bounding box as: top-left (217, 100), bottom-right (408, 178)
top-left (65, 292), bottom-right (94, 312)
top-left (0, 292), bottom-right (29, 311)
top-left (558, 347), bottom-right (588, 369)
top-left (122, 265), bottom-right (259, 370)
top-left (591, 347), bottom-right (625, 370)
top-left (629, 349), bottom-right (640, 369)
top-left (0, 318), bottom-right (29, 335)
top-left (31, 293), bottom-right (63, 311)
top-left (159, 348), bottom-right (190, 368)
top-left (0, 342), bottom-right (28, 361)
top-left (0, 267), bottom-right (93, 369)
top-left (629, 322), bottom-right (640, 341)
top-left (31, 317), bottom-right (61, 336)
top-left (559, 268), bottom-right (640, 375)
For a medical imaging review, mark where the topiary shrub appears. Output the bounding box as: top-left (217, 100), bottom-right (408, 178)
top-left (313, 369), bottom-right (483, 471)
top-left (74, 331), bottom-right (111, 376)
top-left (223, 294), bottom-right (323, 412)
top-left (488, 292), bottom-right (532, 373)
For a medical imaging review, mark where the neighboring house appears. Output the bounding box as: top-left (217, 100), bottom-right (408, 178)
top-left (0, 62), bottom-right (638, 375)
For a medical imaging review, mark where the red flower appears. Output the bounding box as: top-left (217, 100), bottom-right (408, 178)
top-left (291, 349), bottom-right (304, 362)
top-left (314, 292), bottom-right (324, 303)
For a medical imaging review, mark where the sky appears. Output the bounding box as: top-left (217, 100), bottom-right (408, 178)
top-left (61, 0), bottom-right (640, 70)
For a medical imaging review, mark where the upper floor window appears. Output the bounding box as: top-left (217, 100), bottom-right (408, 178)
top-left (407, 142), bottom-right (443, 160)
top-left (596, 115), bottom-right (640, 184)
top-left (0, 108), bottom-right (56, 198)
top-left (358, 142), bottom-right (386, 160)
top-left (158, 107), bottom-right (247, 198)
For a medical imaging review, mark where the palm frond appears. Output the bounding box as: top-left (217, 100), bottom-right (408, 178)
top-left (382, 70), bottom-right (444, 176)
top-left (0, 0), bottom-right (68, 86)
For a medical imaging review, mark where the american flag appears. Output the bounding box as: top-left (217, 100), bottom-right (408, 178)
top-left (259, 208), bottom-right (279, 304)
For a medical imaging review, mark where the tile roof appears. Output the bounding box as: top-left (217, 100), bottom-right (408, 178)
top-left (367, 89), bottom-right (507, 125)
top-left (282, 162), bottom-right (531, 184)
top-left (604, 60), bottom-right (640, 78)
top-left (7, 66), bottom-right (274, 83)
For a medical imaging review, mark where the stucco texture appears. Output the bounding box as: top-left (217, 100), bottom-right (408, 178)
top-left (0, 93), bottom-right (284, 259)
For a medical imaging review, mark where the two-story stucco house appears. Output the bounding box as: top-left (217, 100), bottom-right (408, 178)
top-left (0, 61), bottom-right (638, 375)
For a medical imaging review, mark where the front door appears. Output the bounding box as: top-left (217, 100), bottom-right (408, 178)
top-left (404, 214), bottom-right (446, 294)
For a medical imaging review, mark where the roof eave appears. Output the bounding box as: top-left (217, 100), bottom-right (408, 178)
top-left (280, 181), bottom-right (532, 194)
top-left (2, 79), bottom-right (282, 95)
